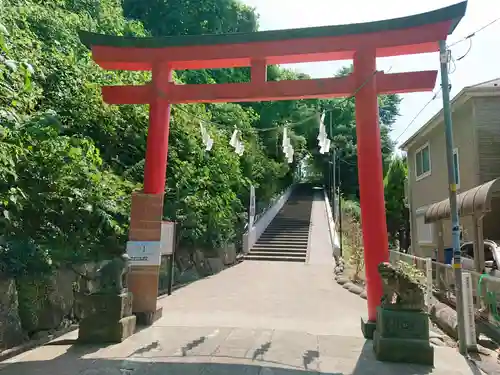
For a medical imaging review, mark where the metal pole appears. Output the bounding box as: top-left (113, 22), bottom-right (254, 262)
top-left (329, 113), bottom-right (336, 212)
top-left (167, 222), bottom-right (177, 296)
top-left (332, 149), bottom-right (336, 213)
top-left (337, 152), bottom-right (343, 257)
top-left (439, 40), bottom-right (466, 354)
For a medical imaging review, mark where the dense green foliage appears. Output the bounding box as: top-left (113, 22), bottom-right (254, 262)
top-left (0, 0), bottom-right (402, 277)
top-left (384, 155), bottom-right (410, 248)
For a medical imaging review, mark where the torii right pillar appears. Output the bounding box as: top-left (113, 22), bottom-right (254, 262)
top-left (354, 49), bottom-right (389, 338)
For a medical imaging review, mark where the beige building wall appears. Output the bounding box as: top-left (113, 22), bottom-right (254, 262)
top-left (406, 101), bottom-right (477, 257)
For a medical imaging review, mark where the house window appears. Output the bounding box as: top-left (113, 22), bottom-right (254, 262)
top-left (453, 148), bottom-right (460, 189)
top-left (415, 143), bottom-right (431, 180)
top-left (416, 214), bottom-right (433, 244)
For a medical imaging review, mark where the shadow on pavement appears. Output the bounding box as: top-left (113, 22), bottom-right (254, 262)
top-left (0, 339), bottom-right (443, 375)
top-left (351, 341), bottom-right (433, 375)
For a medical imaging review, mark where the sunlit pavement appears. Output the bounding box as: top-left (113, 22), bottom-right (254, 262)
top-left (0, 194), bottom-right (482, 374)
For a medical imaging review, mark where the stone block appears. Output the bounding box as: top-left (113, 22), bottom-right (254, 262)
top-left (373, 307), bottom-right (434, 366)
top-left (135, 306), bottom-right (163, 326)
top-left (78, 315), bottom-right (136, 344)
top-left (206, 257), bottom-right (225, 275)
top-left (130, 193), bottom-right (163, 223)
top-left (0, 278), bottom-right (25, 349)
top-left (128, 266), bottom-right (159, 312)
top-left (373, 329), bottom-right (434, 365)
top-left (361, 317), bottom-right (376, 339)
top-left (129, 227), bottom-right (162, 242)
top-left (376, 307), bottom-right (429, 340)
top-left (129, 193), bottom-right (164, 242)
top-left (17, 269), bottom-right (76, 333)
top-left (77, 292), bottom-right (133, 321)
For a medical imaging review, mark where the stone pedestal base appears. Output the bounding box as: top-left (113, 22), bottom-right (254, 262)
top-left (135, 306), bottom-right (163, 326)
top-left (361, 317), bottom-right (376, 339)
top-left (79, 315), bottom-right (136, 343)
top-left (77, 292), bottom-right (136, 343)
top-left (373, 307), bottom-right (434, 366)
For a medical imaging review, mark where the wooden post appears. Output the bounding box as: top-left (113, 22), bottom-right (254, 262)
top-left (354, 49), bottom-right (389, 335)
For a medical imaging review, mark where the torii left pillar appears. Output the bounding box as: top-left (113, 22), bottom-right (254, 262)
top-left (127, 64), bottom-right (172, 325)
top-left (354, 49), bottom-right (390, 338)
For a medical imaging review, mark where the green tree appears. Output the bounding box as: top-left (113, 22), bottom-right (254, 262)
top-left (384, 155), bottom-right (410, 249)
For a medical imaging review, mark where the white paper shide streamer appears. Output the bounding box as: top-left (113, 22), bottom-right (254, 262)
top-left (318, 113), bottom-right (331, 154)
top-left (200, 122), bottom-right (214, 151)
top-left (282, 126), bottom-right (294, 164)
top-left (230, 128), bottom-right (244, 156)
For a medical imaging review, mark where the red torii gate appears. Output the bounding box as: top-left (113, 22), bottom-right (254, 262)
top-left (79, 1), bottom-right (467, 333)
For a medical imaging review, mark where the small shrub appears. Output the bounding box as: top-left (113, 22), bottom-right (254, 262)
top-left (343, 214), bottom-right (364, 282)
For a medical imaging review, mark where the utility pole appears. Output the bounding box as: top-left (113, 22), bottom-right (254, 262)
top-left (439, 40), bottom-right (466, 354)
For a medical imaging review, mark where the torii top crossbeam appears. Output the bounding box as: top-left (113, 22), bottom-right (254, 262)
top-left (79, 1), bottom-right (467, 105)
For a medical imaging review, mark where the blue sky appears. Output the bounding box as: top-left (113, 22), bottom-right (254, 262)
top-left (243, 0), bottom-right (500, 148)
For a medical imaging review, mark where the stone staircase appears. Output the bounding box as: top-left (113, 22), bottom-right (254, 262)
top-left (245, 185), bottom-right (313, 262)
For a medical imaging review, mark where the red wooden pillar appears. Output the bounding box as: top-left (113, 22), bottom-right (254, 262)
top-left (144, 64), bottom-right (173, 194)
top-left (127, 64), bottom-right (172, 325)
top-left (353, 49), bottom-right (389, 335)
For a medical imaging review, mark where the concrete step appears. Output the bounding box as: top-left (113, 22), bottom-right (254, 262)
top-left (255, 239), bottom-right (309, 245)
top-left (269, 221), bottom-right (311, 228)
top-left (263, 230), bottom-right (309, 235)
top-left (265, 228), bottom-right (309, 232)
top-left (265, 226), bottom-right (310, 230)
top-left (271, 223), bottom-right (310, 226)
top-left (254, 242), bottom-right (308, 249)
top-left (248, 251), bottom-right (306, 257)
top-left (249, 249), bottom-right (307, 255)
top-left (258, 236), bottom-right (309, 242)
top-left (244, 255), bottom-right (306, 262)
top-left (261, 229), bottom-right (309, 233)
top-left (250, 246), bottom-right (307, 252)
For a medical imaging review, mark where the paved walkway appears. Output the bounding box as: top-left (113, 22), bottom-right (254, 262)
top-left (0, 195), bottom-right (482, 375)
top-left (307, 190), bottom-right (334, 265)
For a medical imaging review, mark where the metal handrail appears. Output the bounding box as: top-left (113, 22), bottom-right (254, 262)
top-left (243, 185), bottom-right (292, 234)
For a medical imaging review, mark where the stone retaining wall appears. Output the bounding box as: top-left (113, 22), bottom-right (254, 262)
top-left (0, 244), bottom-right (239, 353)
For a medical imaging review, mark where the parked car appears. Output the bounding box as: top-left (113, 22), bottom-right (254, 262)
top-left (456, 240), bottom-right (500, 277)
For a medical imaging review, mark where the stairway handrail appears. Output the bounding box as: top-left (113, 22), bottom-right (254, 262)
top-left (243, 184), bottom-right (295, 235)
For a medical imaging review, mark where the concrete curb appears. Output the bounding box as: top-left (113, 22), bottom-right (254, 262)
top-left (336, 274), bottom-right (366, 297)
top-left (323, 189), bottom-right (340, 261)
top-left (0, 324), bottom-right (78, 362)
top-left (429, 301), bottom-right (458, 340)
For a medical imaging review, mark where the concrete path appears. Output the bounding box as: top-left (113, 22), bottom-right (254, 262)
top-left (0, 262), bottom-right (481, 375)
top-left (307, 190), bottom-right (335, 266)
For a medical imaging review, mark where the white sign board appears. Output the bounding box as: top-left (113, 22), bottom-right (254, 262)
top-left (161, 221), bottom-right (175, 255)
top-left (126, 241), bottom-right (161, 266)
top-left (462, 272), bottom-right (478, 349)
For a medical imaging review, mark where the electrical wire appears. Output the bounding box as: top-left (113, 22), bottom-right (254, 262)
top-left (448, 17), bottom-right (500, 48)
top-left (394, 17), bottom-right (500, 146)
top-left (456, 38), bottom-right (473, 61)
top-left (393, 88), bottom-right (442, 144)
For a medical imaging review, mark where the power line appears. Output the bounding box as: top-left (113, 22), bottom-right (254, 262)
top-left (448, 17), bottom-right (500, 48)
top-left (394, 88), bottom-right (442, 144)
top-left (456, 39), bottom-right (473, 61)
top-left (393, 17), bottom-right (499, 146)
